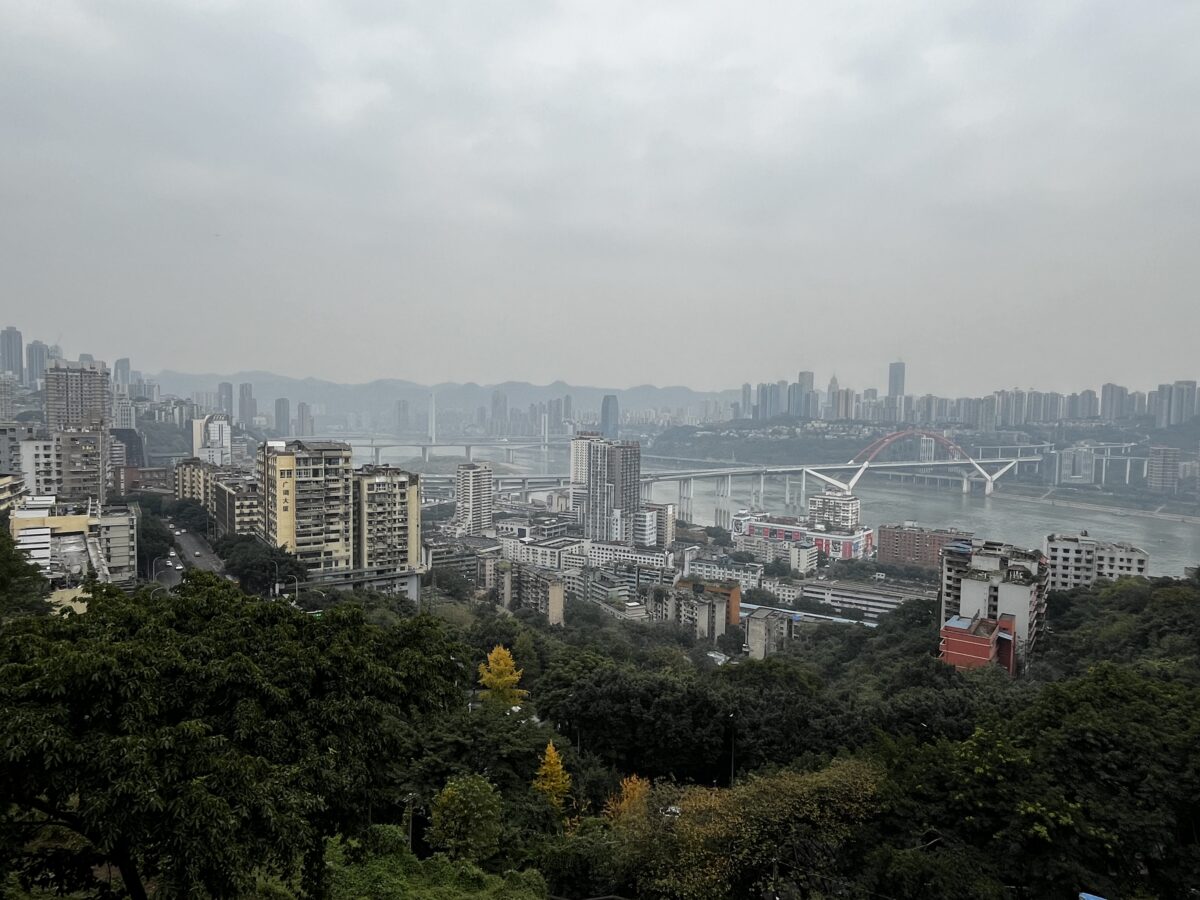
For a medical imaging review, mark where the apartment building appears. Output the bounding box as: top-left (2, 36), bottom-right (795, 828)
top-left (1044, 533), bottom-right (1149, 591)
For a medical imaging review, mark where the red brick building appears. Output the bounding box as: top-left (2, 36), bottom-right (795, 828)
top-left (878, 522), bottom-right (974, 569)
top-left (940, 612), bottom-right (1016, 676)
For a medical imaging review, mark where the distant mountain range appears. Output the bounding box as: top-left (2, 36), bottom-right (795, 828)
top-left (154, 370), bottom-right (736, 415)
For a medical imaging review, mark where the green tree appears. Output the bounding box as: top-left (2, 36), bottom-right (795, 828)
top-left (0, 527), bottom-right (50, 619)
top-left (715, 624), bottom-right (746, 657)
top-left (512, 631), bottom-right (542, 684)
top-left (213, 534), bottom-right (307, 596)
top-left (478, 645), bottom-right (528, 707)
top-left (0, 573), bottom-right (465, 898)
top-left (428, 775), bottom-right (503, 864)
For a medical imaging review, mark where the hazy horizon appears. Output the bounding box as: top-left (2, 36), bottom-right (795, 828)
top-left (4, 2), bottom-right (1199, 393)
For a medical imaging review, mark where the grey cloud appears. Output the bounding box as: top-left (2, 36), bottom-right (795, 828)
top-left (1, 0), bottom-right (1198, 395)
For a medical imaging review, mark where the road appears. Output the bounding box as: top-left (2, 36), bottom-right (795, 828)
top-left (172, 528), bottom-right (225, 574)
top-left (148, 527), bottom-right (224, 589)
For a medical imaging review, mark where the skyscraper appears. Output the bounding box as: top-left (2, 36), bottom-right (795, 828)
top-left (238, 383), bottom-right (256, 428)
top-left (741, 383), bottom-right (753, 419)
top-left (1147, 446), bottom-right (1181, 494)
top-left (45, 359), bottom-right (111, 430)
top-left (453, 462), bottom-right (494, 536)
top-left (600, 394), bottom-right (620, 440)
top-left (24, 340), bottom-right (49, 389)
top-left (490, 390), bottom-right (508, 435)
top-left (296, 402), bottom-right (315, 436)
top-left (274, 398), bottom-right (290, 436)
top-left (583, 439), bottom-right (641, 542)
top-left (0, 327), bottom-right (23, 383)
top-left (888, 361), bottom-right (906, 398)
top-left (113, 358), bottom-right (131, 388)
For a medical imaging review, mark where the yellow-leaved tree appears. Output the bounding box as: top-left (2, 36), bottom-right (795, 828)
top-left (532, 740), bottom-right (572, 813)
top-left (477, 644), bottom-right (528, 707)
top-left (604, 774), bottom-right (651, 822)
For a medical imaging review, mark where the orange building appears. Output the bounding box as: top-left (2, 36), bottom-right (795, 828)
top-left (940, 612), bottom-right (1016, 676)
top-left (675, 577), bottom-right (741, 626)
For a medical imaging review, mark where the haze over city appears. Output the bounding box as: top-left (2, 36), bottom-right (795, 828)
top-left (4, 1), bottom-right (1200, 392)
top-left (4, 4), bottom-right (1200, 899)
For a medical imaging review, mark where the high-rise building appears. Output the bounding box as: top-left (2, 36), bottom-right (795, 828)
top-left (796, 371), bottom-right (815, 395)
top-left (0, 327), bottom-right (23, 383)
top-left (453, 462), bottom-right (494, 536)
top-left (296, 402), bottom-right (315, 437)
top-left (1147, 445), bottom-right (1180, 494)
top-left (237, 383), bottom-right (256, 428)
top-left (111, 395), bottom-right (137, 430)
top-left (807, 490), bottom-right (861, 530)
top-left (258, 440), bottom-right (354, 575)
top-left (1100, 383), bottom-right (1129, 422)
top-left (191, 413), bottom-right (232, 465)
top-left (353, 465), bottom-right (422, 578)
top-left (113, 358), bottom-right (131, 388)
top-left (741, 383), bottom-right (753, 419)
top-left (0, 375), bottom-right (14, 421)
top-left (1044, 533), bottom-right (1149, 591)
top-left (45, 359), bottom-right (111, 430)
top-left (600, 394), bottom-right (620, 441)
top-left (490, 390), bottom-right (508, 436)
top-left (940, 539), bottom-right (1047, 667)
top-left (274, 398), bottom-right (290, 436)
top-left (1171, 381), bottom-right (1197, 426)
top-left (218, 382), bottom-right (234, 418)
top-left (57, 431), bottom-right (106, 504)
top-left (888, 361), bottom-right (906, 398)
top-left (584, 440), bottom-right (640, 542)
top-left (24, 340), bottom-right (49, 389)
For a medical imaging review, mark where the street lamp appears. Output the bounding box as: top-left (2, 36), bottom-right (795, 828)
top-left (270, 560), bottom-right (281, 598)
top-left (149, 556), bottom-right (165, 581)
top-left (729, 710), bottom-right (737, 788)
top-left (288, 574), bottom-right (300, 602)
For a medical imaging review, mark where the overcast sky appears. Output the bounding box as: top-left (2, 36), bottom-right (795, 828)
top-left (2, 1), bottom-right (1198, 395)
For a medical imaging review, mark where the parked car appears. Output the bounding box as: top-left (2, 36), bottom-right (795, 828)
top-left (194, 551), bottom-right (201, 557)
top-left (175, 564), bottom-right (184, 571)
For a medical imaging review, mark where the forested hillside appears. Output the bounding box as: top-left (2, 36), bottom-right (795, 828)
top-left (1, 532), bottom-right (1197, 898)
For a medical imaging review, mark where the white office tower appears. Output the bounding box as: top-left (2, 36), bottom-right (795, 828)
top-left (453, 462), bottom-right (494, 536)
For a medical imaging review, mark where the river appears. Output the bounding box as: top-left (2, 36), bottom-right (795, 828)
top-left (355, 443), bottom-right (1200, 577)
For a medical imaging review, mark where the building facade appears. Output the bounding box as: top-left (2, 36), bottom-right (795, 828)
top-left (1044, 533), bottom-right (1149, 591)
top-left (453, 462), bottom-right (494, 536)
top-left (940, 539), bottom-right (1047, 667)
top-left (258, 440), bottom-right (354, 575)
top-left (877, 522), bottom-right (975, 569)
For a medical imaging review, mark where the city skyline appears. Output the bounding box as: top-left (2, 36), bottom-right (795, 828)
top-left (4, 322), bottom-right (1199, 403)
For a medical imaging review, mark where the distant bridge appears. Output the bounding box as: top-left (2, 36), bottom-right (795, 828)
top-left (418, 429), bottom-right (1042, 527)
top-left (309, 433), bottom-right (572, 464)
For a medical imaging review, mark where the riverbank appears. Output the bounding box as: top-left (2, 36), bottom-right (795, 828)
top-left (990, 490), bottom-right (1200, 525)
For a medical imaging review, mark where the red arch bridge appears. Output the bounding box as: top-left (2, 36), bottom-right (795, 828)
top-left (418, 429), bottom-right (1043, 524)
